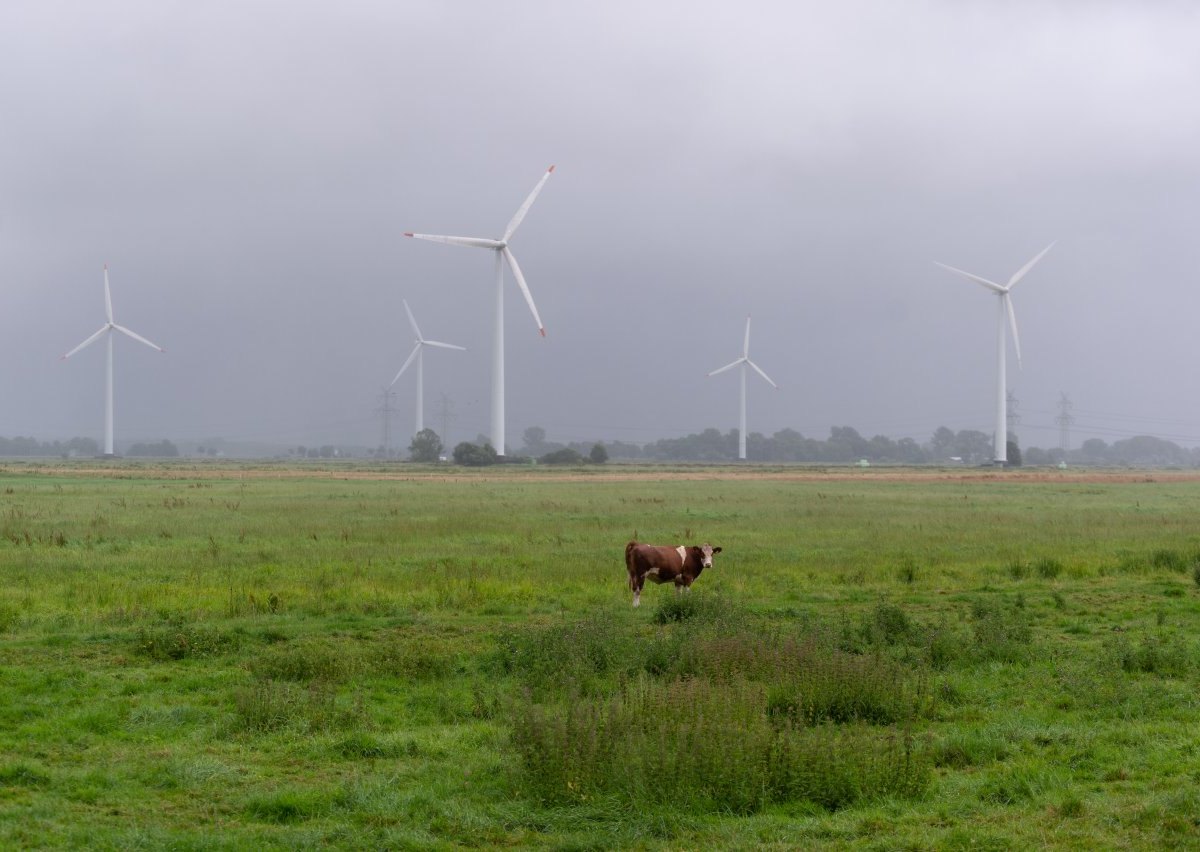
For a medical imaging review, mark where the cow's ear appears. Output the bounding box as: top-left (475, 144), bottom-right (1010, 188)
top-left (712, 547), bottom-right (722, 554)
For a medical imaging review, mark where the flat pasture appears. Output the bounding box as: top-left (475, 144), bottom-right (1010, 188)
top-left (2, 462), bottom-right (1200, 848)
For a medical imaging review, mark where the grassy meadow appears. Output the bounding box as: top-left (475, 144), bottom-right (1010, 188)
top-left (2, 461), bottom-right (1200, 848)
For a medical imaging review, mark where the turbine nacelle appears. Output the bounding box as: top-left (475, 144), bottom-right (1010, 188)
top-left (404, 166), bottom-right (556, 454)
top-left (60, 266), bottom-right (165, 457)
top-left (707, 315), bottom-right (779, 461)
top-left (934, 242), bottom-right (1055, 464)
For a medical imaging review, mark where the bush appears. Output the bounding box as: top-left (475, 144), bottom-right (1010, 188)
top-left (452, 442), bottom-right (498, 466)
top-left (539, 447), bottom-right (583, 465)
top-left (408, 429), bottom-right (443, 463)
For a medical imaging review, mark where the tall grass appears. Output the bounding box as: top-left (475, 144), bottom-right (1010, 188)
top-left (506, 599), bottom-right (930, 811)
top-left (511, 674), bottom-right (929, 812)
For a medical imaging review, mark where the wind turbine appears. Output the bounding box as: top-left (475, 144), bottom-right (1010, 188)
top-left (708, 315), bottom-right (779, 461)
top-left (404, 165), bottom-right (554, 455)
top-left (60, 266), bottom-right (165, 457)
top-left (935, 242), bottom-right (1055, 465)
top-left (389, 299), bottom-right (466, 438)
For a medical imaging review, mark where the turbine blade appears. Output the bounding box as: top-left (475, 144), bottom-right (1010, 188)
top-left (403, 299), bottom-right (423, 340)
top-left (389, 344), bottom-right (421, 386)
top-left (61, 326), bottom-right (108, 360)
top-left (1005, 294), bottom-right (1022, 369)
top-left (708, 358), bottom-right (745, 377)
top-left (743, 316), bottom-right (751, 358)
top-left (503, 165), bottom-right (555, 243)
top-left (502, 247), bottom-right (546, 336)
top-left (103, 266), bottom-right (113, 323)
top-left (747, 359), bottom-right (779, 389)
top-left (934, 261), bottom-right (1006, 294)
top-left (404, 233), bottom-right (503, 250)
top-left (422, 340), bottom-right (467, 351)
top-left (113, 324), bottom-right (165, 352)
top-left (1007, 241), bottom-right (1056, 289)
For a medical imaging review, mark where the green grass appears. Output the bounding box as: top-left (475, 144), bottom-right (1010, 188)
top-left (3, 461), bottom-right (1200, 847)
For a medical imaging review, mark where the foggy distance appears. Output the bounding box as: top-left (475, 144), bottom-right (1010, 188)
top-left (2, 2), bottom-right (1198, 458)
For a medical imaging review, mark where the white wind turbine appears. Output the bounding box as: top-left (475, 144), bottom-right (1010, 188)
top-left (389, 299), bottom-right (466, 438)
top-left (708, 315), bottom-right (779, 460)
top-left (935, 242), bottom-right (1055, 465)
top-left (405, 165), bottom-right (554, 455)
top-left (60, 266), bottom-right (165, 457)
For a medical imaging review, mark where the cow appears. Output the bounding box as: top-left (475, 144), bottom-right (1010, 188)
top-left (625, 540), bottom-right (722, 607)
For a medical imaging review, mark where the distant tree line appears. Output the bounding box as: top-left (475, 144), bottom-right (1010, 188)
top-left (502, 425), bottom-right (1200, 467)
top-left (0, 436), bottom-right (100, 457)
top-left (126, 440), bottom-right (180, 457)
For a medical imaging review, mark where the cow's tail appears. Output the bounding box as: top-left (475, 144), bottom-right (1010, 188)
top-left (625, 540), bottom-right (638, 590)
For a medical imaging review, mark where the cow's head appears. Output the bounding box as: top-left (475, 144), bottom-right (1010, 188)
top-left (696, 544), bottom-right (722, 568)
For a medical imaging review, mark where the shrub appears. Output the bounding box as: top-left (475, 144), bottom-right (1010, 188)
top-left (452, 442), bottom-right (498, 466)
top-left (539, 447), bottom-right (584, 465)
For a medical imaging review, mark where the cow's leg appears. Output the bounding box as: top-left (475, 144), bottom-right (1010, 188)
top-left (632, 574), bottom-right (644, 607)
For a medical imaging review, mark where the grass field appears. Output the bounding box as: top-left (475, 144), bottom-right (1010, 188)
top-left (2, 461), bottom-right (1200, 849)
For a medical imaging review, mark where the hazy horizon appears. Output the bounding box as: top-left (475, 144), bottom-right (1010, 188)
top-left (3, 2), bottom-right (1198, 453)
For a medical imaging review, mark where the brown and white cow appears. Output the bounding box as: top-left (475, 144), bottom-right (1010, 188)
top-left (625, 540), bottom-right (722, 607)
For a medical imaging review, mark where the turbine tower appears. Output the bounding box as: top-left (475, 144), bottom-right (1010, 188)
top-left (404, 165), bottom-right (554, 455)
top-left (935, 242), bottom-right (1054, 465)
top-left (389, 299), bottom-right (465, 438)
top-left (61, 266), bottom-right (165, 457)
top-left (707, 316), bottom-right (779, 461)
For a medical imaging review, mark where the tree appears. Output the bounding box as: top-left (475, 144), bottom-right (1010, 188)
top-left (953, 430), bottom-right (992, 464)
top-left (409, 429), bottom-right (443, 463)
top-left (127, 439), bottom-right (179, 457)
top-left (1006, 440), bottom-right (1022, 467)
top-left (1081, 438), bottom-right (1108, 463)
top-left (929, 426), bottom-right (956, 460)
top-left (540, 447), bottom-right (583, 465)
top-left (589, 443), bottom-right (609, 464)
top-left (522, 426), bottom-right (548, 456)
top-left (453, 441), bottom-right (499, 466)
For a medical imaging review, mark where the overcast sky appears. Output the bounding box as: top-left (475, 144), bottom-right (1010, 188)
top-left (2, 1), bottom-right (1198, 453)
